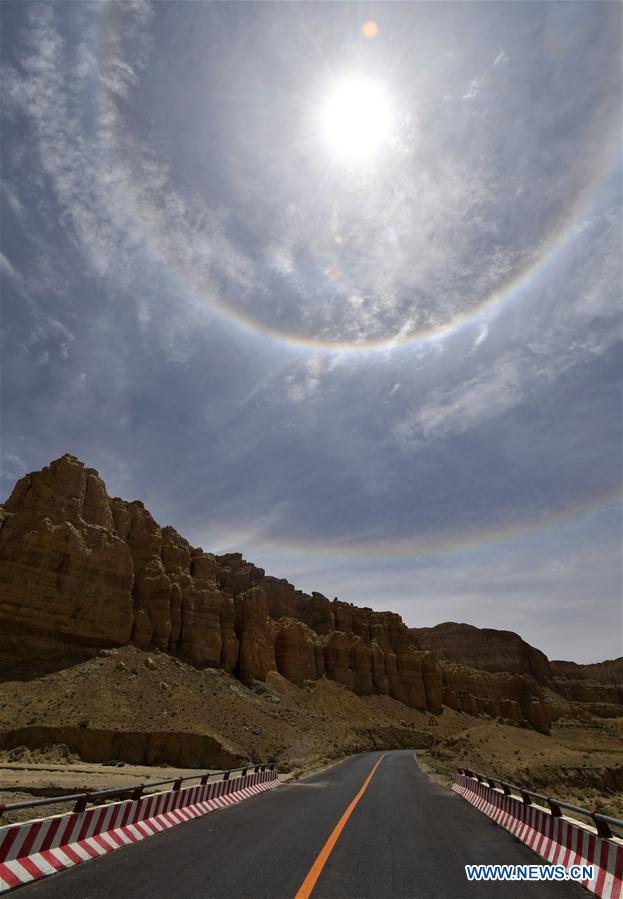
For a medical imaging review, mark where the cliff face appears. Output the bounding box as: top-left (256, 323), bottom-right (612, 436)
top-left (438, 663), bottom-right (552, 733)
top-left (549, 659), bottom-right (623, 710)
top-left (412, 622), bottom-right (623, 723)
top-left (411, 622), bottom-right (552, 681)
top-left (3, 456), bottom-right (618, 736)
top-left (0, 455), bottom-right (443, 713)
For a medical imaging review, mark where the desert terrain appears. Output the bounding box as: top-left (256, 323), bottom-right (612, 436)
top-left (1, 642), bottom-right (621, 826)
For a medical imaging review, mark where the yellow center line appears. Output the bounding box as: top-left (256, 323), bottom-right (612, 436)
top-left (294, 754), bottom-right (386, 899)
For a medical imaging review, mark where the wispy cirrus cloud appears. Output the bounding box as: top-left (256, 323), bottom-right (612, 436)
top-left (1, 2), bottom-right (620, 663)
top-left (0, 253), bottom-right (18, 279)
top-left (2, 2), bottom-right (254, 367)
top-left (469, 323), bottom-right (489, 354)
top-left (394, 355), bottom-right (522, 447)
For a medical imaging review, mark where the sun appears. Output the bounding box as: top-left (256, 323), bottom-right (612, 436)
top-left (320, 76), bottom-right (392, 161)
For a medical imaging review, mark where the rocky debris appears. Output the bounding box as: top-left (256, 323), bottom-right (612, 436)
top-left (0, 726), bottom-right (241, 770)
top-left (2, 743), bottom-right (78, 765)
top-left (419, 714), bottom-right (623, 820)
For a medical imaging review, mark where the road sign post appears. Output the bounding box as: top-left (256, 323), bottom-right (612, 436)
top-left (426, 713), bottom-right (439, 757)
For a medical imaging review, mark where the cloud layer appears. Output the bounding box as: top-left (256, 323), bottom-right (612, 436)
top-left (1, 1), bottom-right (621, 662)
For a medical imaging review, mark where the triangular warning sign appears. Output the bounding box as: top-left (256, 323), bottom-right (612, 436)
top-left (426, 714), bottom-right (439, 727)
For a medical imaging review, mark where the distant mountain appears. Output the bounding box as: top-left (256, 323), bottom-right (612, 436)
top-left (412, 621), bottom-right (623, 717)
top-left (411, 622), bottom-right (552, 680)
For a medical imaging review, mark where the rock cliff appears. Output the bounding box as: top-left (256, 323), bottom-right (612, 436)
top-left (2, 456), bottom-right (619, 736)
top-left (0, 455), bottom-right (443, 712)
top-left (412, 621), bottom-right (623, 723)
top-left (437, 663), bottom-right (553, 733)
top-left (411, 621), bottom-right (552, 680)
top-left (549, 658), bottom-right (623, 712)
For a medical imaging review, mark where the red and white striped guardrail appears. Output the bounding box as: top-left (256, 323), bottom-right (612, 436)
top-left (0, 767), bottom-right (279, 892)
top-left (453, 771), bottom-right (622, 899)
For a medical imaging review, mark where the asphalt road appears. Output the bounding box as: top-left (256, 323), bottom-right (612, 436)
top-left (21, 750), bottom-right (584, 898)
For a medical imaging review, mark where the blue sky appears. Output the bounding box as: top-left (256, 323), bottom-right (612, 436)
top-left (1, 1), bottom-right (621, 663)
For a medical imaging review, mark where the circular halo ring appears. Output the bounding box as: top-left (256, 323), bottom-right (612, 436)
top-left (96, 6), bottom-right (621, 355)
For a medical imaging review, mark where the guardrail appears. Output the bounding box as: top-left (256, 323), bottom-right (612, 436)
top-left (0, 763), bottom-right (281, 892)
top-left (457, 768), bottom-right (623, 841)
top-left (0, 763), bottom-right (276, 818)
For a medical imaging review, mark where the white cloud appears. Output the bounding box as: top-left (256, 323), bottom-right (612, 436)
top-left (492, 48), bottom-right (509, 68)
top-left (469, 322), bottom-right (489, 354)
top-left (1, 181), bottom-right (25, 220)
top-left (392, 191), bottom-right (621, 450)
top-left (463, 79), bottom-right (481, 100)
top-left (0, 253), bottom-right (19, 279)
top-left (7, 1), bottom-right (612, 356)
top-left (395, 356), bottom-right (521, 446)
top-left (2, 3), bottom-right (256, 367)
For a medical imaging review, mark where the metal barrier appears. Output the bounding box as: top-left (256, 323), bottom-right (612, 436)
top-left (457, 768), bottom-right (623, 840)
top-left (0, 763), bottom-right (276, 818)
top-left (0, 765), bottom-right (281, 893)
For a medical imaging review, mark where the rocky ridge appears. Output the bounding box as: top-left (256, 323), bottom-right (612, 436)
top-left (412, 622), bottom-right (623, 725)
top-left (1, 455), bottom-right (620, 739)
top-left (0, 455), bottom-right (443, 714)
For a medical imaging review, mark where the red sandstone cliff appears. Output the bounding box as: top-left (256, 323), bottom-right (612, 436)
top-left (411, 622), bottom-right (552, 680)
top-left (412, 622), bottom-right (622, 725)
top-left (2, 455), bottom-right (619, 736)
top-left (0, 455), bottom-right (443, 713)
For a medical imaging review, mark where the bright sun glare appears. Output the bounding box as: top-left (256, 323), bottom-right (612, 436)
top-left (320, 76), bottom-right (392, 161)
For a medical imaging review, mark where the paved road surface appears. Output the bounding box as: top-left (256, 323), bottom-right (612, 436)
top-left (21, 750), bottom-right (583, 898)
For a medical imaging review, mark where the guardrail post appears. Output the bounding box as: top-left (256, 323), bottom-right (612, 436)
top-left (520, 790), bottom-right (532, 806)
top-left (464, 769), bottom-right (473, 778)
top-left (486, 778), bottom-right (496, 789)
top-left (200, 774), bottom-right (210, 785)
top-left (132, 785), bottom-right (144, 801)
top-left (254, 765), bottom-right (259, 773)
top-left (0, 803), bottom-right (5, 817)
top-left (172, 779), bottom-right (183, 791)
top-left (223, 771), bottom-right (230, 781)
top-left (73, 792), bottom-right (91, 813)
top-left (593, 813), bottom-right (613, 839)
top-left (547, 798), bottom-right (562, 817)
top-left (475, 774), bottom-right (483, 783)
top-left (501, 782), bottom-right (512, 796)
top-left (241, 768), bottom-right (247, 777)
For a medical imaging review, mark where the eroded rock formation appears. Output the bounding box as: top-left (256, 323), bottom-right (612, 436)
top-left (412, 621), bottom-right (623, 723)
top-left (0, 455), bottom-right (444, 712)
top-left (549, 658), bottom-right (623, 714)
top-left (411, 621), bottom-right (552, 681)
top-left (2, 455), bottom-right (619, 733)
top-left (437, 663), bottom-right (553, 733)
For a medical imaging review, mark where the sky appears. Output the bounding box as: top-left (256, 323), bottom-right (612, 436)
top-left (1, 1), bottom-right (621, 664)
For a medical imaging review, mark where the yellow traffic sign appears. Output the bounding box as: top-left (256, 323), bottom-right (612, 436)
top-left (426, 714), bottom-right (439, 727)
